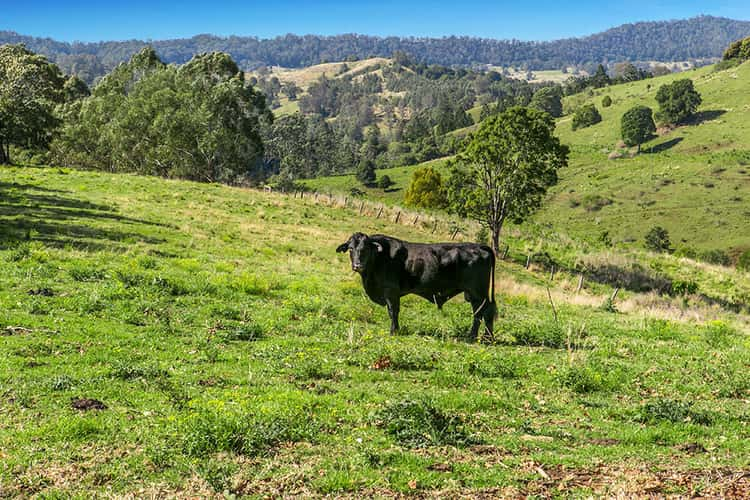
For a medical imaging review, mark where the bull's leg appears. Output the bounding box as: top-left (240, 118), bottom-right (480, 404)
top-left (482, 299), bottom-right (496, 343)
top-left (385, 294), bottom-right (400, 334)
top-left (467, 295), bottom-right (485, 341)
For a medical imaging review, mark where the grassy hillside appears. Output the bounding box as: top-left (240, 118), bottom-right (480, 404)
top-left (310, 61), bottom-right (750, 253)
top-left (541, 62), bottom-right (750, 251)
top-left (1, 165), bottom-right (749, 496)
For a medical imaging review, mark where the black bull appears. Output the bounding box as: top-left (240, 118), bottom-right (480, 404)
top-left (336, 233), bottom-right (496, 340)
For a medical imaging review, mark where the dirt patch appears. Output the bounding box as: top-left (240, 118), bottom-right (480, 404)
top-left (71, 397), bottom-right (107, 411)
top-left (518, 463), bottom-right (750, 498)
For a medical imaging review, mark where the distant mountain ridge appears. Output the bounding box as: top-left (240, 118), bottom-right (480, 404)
top-left (2, 15), bottom-right (749, 81)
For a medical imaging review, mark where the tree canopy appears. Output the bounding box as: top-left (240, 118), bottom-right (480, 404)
top-left (654, 79), bottom-right (702, 125)
top-left (52, 48), bottom-right (271, 183)
top-left (529, 87), bottom-right (563, 118)
top-left (446, 106), bottom-right (568, 251)
top-left (0, 44), bottom-right (64, 164)
top-left (621, 106), bottom-right (656, 153)
top-left (571, 103), bottom-right (602, 131)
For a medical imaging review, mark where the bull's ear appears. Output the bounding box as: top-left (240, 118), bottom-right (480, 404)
top-left (372, 241), bottom-right (384, 253)
top-left (336, 240), bottom-right (350, 253)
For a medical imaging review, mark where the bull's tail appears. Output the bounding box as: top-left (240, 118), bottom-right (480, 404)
top-left (489, 249), bottom-right (497, 318)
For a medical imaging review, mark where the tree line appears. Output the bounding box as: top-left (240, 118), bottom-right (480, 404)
top-left (2, 15), bottom-right (747, 84)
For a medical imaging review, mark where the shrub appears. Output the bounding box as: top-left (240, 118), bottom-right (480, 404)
top-left (644, 226), bottom-right (672, 253)
top-left (601, 95), bottom-right (612, 107)
top-left (572, 103), bottom-right (602, 130)
top-left (374, 399), bottom-right (474, 448)
top-left (404, 166), bottom-right (447, 209)
top-left (377, 175), bottom-right (394, 190)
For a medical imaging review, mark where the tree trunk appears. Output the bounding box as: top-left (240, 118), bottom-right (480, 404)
top-left (491, 221), bottom-right (504, 254)
top-left (0, 138), bottom-right (7, 165)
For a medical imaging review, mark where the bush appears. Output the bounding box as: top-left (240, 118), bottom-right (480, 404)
top-left (601, 95), bottom-right (612, 108)
top-left (377, 175), bottom-right (394, 190)
top-left (644, 226), bottom-right (672, 253)
top-left (374, 399), bottom-right (474, 448)
top-left (404, 166), bottom-right (447, 209)
top-left (572, 103), bottom-right (602, 130)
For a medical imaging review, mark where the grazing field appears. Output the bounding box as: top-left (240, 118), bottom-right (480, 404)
top-left (310, 60), bottom-right (750, 253)
top-left (1, 166), bottom-right (749, 497)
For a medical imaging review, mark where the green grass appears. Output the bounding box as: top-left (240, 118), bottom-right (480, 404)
top-left (1, 166), bottom-right (749, 496)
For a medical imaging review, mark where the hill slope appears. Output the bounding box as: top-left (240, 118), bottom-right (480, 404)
top-left (1, 165), bottom-right (750, 496)
top-left (310, 61), bottom-right (750, 253)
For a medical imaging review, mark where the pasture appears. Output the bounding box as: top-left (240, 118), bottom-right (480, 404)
top-left (310, 61), bottom-right (750, 252)
top-left (1, 165), bottom-right (749, 496)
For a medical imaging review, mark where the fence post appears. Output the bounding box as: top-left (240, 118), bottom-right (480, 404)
top-left (525, 255), bottom-right (531, 269)
top-left (359, 202), bottom-right (364, 215)
top-left (394, 211), bottom-right (401, 223)
top-left (576, 274), bottom-right (584, 293)
top-left (501, 245), bottom-right (509, 260)
top-left (549, 265), bottom-right (555, 281)
top-left (376, 207), bottom-right (383, 219)
top-left (432, 220), bottom-right (438, 234)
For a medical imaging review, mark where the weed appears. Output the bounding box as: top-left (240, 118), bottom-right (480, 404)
top-left (49, 375), bottom-right (74, 391)
top-left (374, 399), bottom-right (475, 448)
top-left (181, 405), bottom-right (320, 457)
top-left (68, 263), bottom-right (106, 282)
top-left (511, 321), bottom-right (568, 348)
top-left (636, 399), bottom-right (714, 425)
top-left (109, 360), bottom-right (167, 380)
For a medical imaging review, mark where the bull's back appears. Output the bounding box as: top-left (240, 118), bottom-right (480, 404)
top-left (401, 242), bottom-right (493, 294)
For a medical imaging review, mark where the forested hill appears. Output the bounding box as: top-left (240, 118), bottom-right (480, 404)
top-left (3, 15), bottom-right (749, 82)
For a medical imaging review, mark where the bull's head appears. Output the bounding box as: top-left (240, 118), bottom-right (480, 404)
top-left (336, 232), bottom-right (383, 273)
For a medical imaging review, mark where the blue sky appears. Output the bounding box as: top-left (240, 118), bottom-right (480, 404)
top-left (3, 1), bottom-right (750, 43)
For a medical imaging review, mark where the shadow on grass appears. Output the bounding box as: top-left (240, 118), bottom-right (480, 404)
top-left (647, 137), bottom-right (683, 154)
top-left (0, 181), bottom-right (168, 251)
top-left (684, 109), bottom-right (726, 125)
